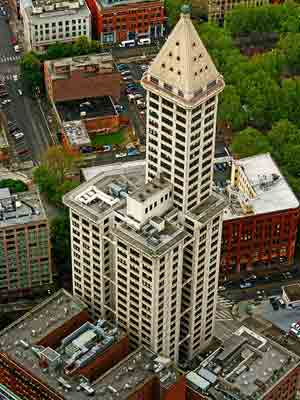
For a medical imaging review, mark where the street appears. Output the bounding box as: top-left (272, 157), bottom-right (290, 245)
top-left (0, 12), bottom-right (54, 162)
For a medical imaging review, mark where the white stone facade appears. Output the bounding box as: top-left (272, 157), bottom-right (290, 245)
top-left (21, 0), bottom-right (91, 52)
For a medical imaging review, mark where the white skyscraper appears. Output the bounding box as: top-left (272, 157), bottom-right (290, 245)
top-left (142, 5), bottom-right (226, 360)
top-left (64, 6), bottom-right (226, 363)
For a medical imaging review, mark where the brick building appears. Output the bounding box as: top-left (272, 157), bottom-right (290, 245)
top-left (0, 289), bottom-right (129, 400)
top-left (220, 153), bottom-right (300, 278)
top-left (44, 53), bottom-right (121, 103)
top-left (84, 0), bottom-right (165, 44)
top-left (186, 325), bottom-right (300, 400)
top-left (0, 187), bottom-right (52, 301)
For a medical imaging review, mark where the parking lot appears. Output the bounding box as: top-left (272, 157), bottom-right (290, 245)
top-left (257, 300), bottom-right (300, 333)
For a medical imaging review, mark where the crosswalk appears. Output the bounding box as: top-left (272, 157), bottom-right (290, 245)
top-left (216, 295), bottom-right (236, 321)
top-left (0, 55), bottom-right (21, 63)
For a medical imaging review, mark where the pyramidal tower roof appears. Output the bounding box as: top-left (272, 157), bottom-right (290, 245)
top-left (146, 6), bottom-right (224, 102)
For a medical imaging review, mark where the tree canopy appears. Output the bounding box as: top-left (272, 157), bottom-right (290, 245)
top-left (33, 146), bottom-right (79, 206)
top-left (0, 179), bottom-right (28, 193)
top-left (230, 128), bottom-right (272, 158)
top-left (51, 212), bottom-right (71, 269)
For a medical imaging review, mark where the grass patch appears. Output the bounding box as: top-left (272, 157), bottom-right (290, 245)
top-left (91, 130), bottom-right (125, 146)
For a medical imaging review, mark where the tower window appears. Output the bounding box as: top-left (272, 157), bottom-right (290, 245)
top-left (176, 41), bottom-right (179, 46)
top-left (177, 56), bottom-right (180, 61)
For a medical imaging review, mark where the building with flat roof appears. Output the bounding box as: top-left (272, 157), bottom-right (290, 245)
top-left (93, 346), bottom-right (186, 400)
top-left (62, 120), bottom-right (91, 154)
top-left (282, 283), bottom-right (300, 308)
top-left (64, 7), bottom-right (227, 364)
top-left (21, 0), bottom-right (91, 52)
top-left (0, 187), bottom-right (52, 300)
top-left (186, 325), bottom-right (300, 400)
top-left (85, 0), bottom-right (165, 44)
top-left (44, 53), bottom-right (121, 103)
top-left (0, 289), bottom-right (129, 400)
top-left (220, 153), bottom-right (300, 277)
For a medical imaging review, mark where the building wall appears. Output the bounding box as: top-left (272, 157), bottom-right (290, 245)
top-left (0, 352), bottom-right (63, 400)
top-left (263, 366), bottom-right (300, 400)
top-left (22, 8), bottom-right (91, 52)
top-left (127, 375), bottom-right (161, 400)
top-left (0, 220), bottom-right (52, 301)
top-left (186, 386), bottom-right (209, 400)
top-left (49, 70), bottom-right (121, 102)
top-left (85, 0), bottom-right (165, 43)
top-left (84, 114), bottom-right (120, 132)
top-left (208, 0), bottom-right (269, 24)
top-left (162, 375), bottom-right (186, 400)
top-left (78, 334), bottom-right (129, 381)
top-left (36, 309), bottom-right (90, 348)
top-left (221, 208), bottom-right (300, 276)
top-left (113, 235), bottom-right (185, 363)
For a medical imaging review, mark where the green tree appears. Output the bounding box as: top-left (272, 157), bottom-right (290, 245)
top-left (165, 0), bottom-right (190, 27)
top-left (280, 79), bottom-right (300, 125)
top-left (0, 179), bottom-right (28, 193)
top-left (278, 33), bottom-right (300, 74)
top-left (51, 212), bottom-right (71, 268)
top-left (72, 36), bottom-right (91, 55)
top-left (268, 119), bottom-right (300, 161)
top-left (19, 52), bottom-right (43, 93)
top-left (218, 85), bottom-right (247, 130)
top-left (230, 127), bottom-right (272, 157)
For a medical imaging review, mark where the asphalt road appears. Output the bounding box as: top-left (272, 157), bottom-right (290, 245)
top-left (0, 14), bottom-right (54, 162)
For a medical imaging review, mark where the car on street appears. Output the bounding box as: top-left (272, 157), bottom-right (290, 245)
top-left (240, 280), bottom-right (253, 289)
top-left (123, 75), bottom-right (132, 81)
top-left (127, 147), bottom-right (140, 156)
top-left (115, 105), bottom-right (124, 112)
top-left (14, 132), bottom-right (24, 141)
top-left (1, 99), bottom-right (11, 105)
top-left (140, 64), bottom-right (148, 71)
top-left (103, 145), bottom-right (112, 152)
top-left (289, 328), bottom-right (300, 338)
top-left (13, 75), bottom-right (18, 81)
top-left (18, 89), bottom-right (23, 96)
top-left (291, 321), bottom-right (300, 331)
top-left (115, 152), bottom-right (127, 159)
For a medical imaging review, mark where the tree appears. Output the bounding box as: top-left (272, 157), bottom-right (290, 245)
top-left (42, 145), bottom-right (78, 185)
top-left (268, 119), bottom-right (300, 161)
top-left (218, 85), bottom-right (247, 130)
top-left (278, 33), bottom-right (300, 74)
top-left (165, 0), bottom-right (189, 27)
top-left (19, 52), bottom-right (43, 93)
top-left (230, 127), bottom-right (272, 157)
top-left (0, 179), bottom-right (27, 193)
top-left (51, 212), bottom-right (71, 268)
top-left (34, 146), bottom-right (79, 205)
top-left (72, 36), bottom-right (91, 55)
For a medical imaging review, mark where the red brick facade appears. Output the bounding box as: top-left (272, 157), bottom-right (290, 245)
top-left (44, 62), bottom-right (121, 103)
top-left (221, 208), bottom-right (300, 278)
top-left (263, 366), bottom-right (300, 400)
top-left (85, 0), bottom-right (165, 43)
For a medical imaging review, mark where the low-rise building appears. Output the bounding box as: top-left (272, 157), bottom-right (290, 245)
top-left (85, 0), bottom-right (165, 44)
top-left (186, 325), bottom-right (300, 400)
top-left (44, 53), bottom-right (121, 103)
top-left (0, 187), bottom-right (52, 301)
top-left (92, 346), bottom-right (186, 400)
top-left (282, 283), bottom-right (300, 308)
top-left (208, 0), bottom-right (269, 25)
top-left (220, 154), bottom-right (300, 278)
top-left (21, 0), bottom-right (91, 52)
top-left (0, 289), bottom-right (129, 400)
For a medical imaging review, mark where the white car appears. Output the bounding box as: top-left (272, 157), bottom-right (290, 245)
top-left (115, 152), bottom-right (127, 159)
top-left (1, 99), bottom-right (11, 105)
top-left (13, 75), bottom-right (18, 81)
top-left (17, 89), bottom-right (23, 96)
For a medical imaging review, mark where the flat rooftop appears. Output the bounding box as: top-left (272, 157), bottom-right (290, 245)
top-left (56, 96), bottom-right (116, 122)
top-left (26, 0), bottom-right (89, 15)
top-left (63, 161), bottom-right (146, 222)
top-left (224, 153), bottom-right (299, 220)
top-left (0, 188), bottom-right (47, 228)
top-left (283, 283), bottom-right (300, 303)
top-left (97, 0), bottom-right (162, 9)
top-left (92, 347), bottom-right (178, 399)
top-left (114, 214), bottom-right (187, 257)
top-left (130, 177), bottom-right (171, 202)
top-left (81, 160), bottom-right (145, 181)
top-left (187, 325), bottom-right (299, 400)
top-left (46, 53), bottom-right (114, 80)
top-left (188, 192), bottom-right (227, 224)
top-left (63, 120), bottom-right (91, 147)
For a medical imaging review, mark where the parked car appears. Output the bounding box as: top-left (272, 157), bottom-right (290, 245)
top-left (115, 152), bottom-right (127, 159)
top-left (103, 145), bottom-right (112, 152)
top-left (289, 328), bottom-right (300, 338)
top-left (17, 89), bottom-right (23, 96)
top-left (115, 105), bottom-right (124, 112)
top-left (240, 280), bottom-right (253, 289)
top-left (127, 147), bottom-right (140, 156)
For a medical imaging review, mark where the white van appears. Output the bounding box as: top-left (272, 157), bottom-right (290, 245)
top-left (137, 38), bottom-right (151, 46)
top-left (119, 40), bottom-right (135, 48)
top-left (14, 45), bottom-right (20, 53)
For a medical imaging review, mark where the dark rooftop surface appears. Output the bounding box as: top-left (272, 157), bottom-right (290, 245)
top-left (56, 96), bottom-right (116, 122)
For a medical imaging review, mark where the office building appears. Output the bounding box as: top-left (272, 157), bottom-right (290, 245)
top-left (186, 325), bottom-right (300, 400)
top-left (221, 154), bottom-right (300, 278)
top-left (85, 0), bottom-right (165, 44)
top-left (0, 187), bottom-right (52, 301)
top-left (21, 0), bottom-right (91, 52)
top-left (64, 6), bottom-right (226, 363)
